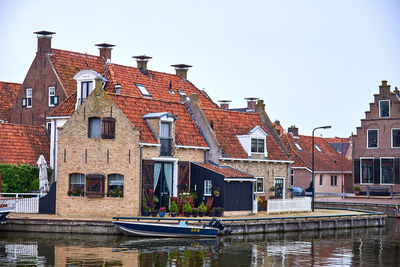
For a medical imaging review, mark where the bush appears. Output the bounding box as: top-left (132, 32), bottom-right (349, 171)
top-left (169, 201), bottom-right (178, 213)
top-left (183, 202), bottom-right (192, 213)
top-left (0, 163), bottom-right (45, 193)
top-left (198, 201), bottom-right (207, 213)
top-left (354, 186), bottom-right (360, 192)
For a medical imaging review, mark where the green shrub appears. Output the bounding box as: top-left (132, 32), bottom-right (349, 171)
top-left (183, 202), bottom-right (192, 213)
top-left (354, 186), bottom-right (360, 191)
top-left (169, 201), bottom-right (178, 213)
top-left (198, 201), bottom-right (207, 213)
top-left (0, 163), bottom-right (45, 193)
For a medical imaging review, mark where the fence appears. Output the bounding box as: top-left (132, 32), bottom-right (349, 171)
top-left (0, 193), bottom-right (44, 214)
top-left (267, 197), bottom-right (311, 214)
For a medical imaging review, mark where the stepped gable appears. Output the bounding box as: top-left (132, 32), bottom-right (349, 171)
top-left (109, 94), bottom-right (208, 147)
top-left (0, 123), bottom-right (50, 165)
top-left (202, 108), bottom-right (289, 160)
top-left (282, 134), bottom-right (352, 172)
top-left (0, 81), bottom-right (21, 121)
top-left (195, 163), bottom-right (254, 178)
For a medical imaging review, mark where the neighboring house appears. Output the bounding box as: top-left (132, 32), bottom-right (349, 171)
top-left (0, 122), bottom-right (49, 165)
top-left (187, 95), bottom-right (292, 201)
top-left (352, 81), bottom-right (400, 193)
top-left (324, 137), bottom-right (352, 160)
top-left (0, 81), bottom-right (20, 122)
top-left (282, 126), bottom-right (352, 194)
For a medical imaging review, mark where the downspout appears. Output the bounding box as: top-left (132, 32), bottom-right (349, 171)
top-left (139, 145), bottom-right (143, 216)
top-left (286, 163), bottom-right (291, 199)
top-left (52, 120), bottom-right (57, 183)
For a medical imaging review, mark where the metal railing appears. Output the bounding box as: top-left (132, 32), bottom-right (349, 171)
top-left (160, 138), bottom-right (173, 156)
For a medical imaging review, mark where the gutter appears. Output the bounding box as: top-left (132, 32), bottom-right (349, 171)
top-left (220, 157), bottom-right (293, 164)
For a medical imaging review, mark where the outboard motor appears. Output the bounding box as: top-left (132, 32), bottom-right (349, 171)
top-left (208, 217), bottom-right (232, 234)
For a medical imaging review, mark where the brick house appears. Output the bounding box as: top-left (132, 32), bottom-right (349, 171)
top-left (353, 81), bottom-right (400, 193)
top-left (282, 126), bottom-right (352, 194)
top-left (0, 81), bottom-right (20, 122)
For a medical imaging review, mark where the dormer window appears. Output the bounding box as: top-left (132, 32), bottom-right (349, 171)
top-left (115, 84), bottom-right (121, 94)
top-left (74, 70), bottom-right (107, 109)
top-left (251, 138), bottom-right (265, 153)
top-left (236, 125), bottom-right (268, 157)
top-left (81, 81), bottom-right (93, 104)
top-left (379, 100), bottom-right (390, 118)
top-left (136, 83), bottom-right (151, 97)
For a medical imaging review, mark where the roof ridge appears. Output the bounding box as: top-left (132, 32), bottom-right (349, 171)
top-left (202, 107), bottom-right (262, 116)
top-left (51, 48), bottom-right (102, 60)
top-left (108, 92), bottom-right (186, 106)
top-left (0, 81), bottom-right (22, 85)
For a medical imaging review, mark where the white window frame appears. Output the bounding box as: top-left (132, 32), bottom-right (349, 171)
top-left (391, 128), bottom-right (400, 148)
top-left (136, 83), bottom-right (151, 97)
top-left (274, 177), bottom-right (285, 199)
top-left (48, 86), bottom-right (55, 107)
top-left (204, 180), bottom-right (212, 196)
top-left (360, 157), bottom-right (374, 185)
top-left (26, 88), bottom-right (32, 108)
top-left (380, 157), bottom-right (395, 185)
top-left (367, 129), bottom-right (378, 149)
top-left (251, 138), bottom-right (265, 154)
top-left (379, 100), bottom-right (390, 118)
top-left (254, 177), bottom-right (264, 193)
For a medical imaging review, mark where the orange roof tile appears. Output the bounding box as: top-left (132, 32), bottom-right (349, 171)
top-left (195, 163), bottom-right (254, 178)
top-left (0, 81), bottom-right (20, 121)
top-left (202, 108), bottom-right (289, 161)
top-left (0, 123), bottom-right (50, 165)
top-left (48, 92), bottom-right (76, 117)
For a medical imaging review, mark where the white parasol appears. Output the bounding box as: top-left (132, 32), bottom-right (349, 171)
top-left (37, 155), bottom-right (50, 194)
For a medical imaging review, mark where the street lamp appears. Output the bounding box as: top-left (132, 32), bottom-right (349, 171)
top-left (312, 125), bottom-right (331, 212)
top-left (335, 136), bottom-right (345, 200)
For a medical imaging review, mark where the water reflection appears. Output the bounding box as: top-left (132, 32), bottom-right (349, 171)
top-left (0, 219), bottom-right (399, 266)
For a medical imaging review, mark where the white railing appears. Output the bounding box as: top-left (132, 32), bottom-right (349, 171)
top-left (0, 193), bottom-right (45, 214)
top-left (267, 197), bottom-right (311, 214)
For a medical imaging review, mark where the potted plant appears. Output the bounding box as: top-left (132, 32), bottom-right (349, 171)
top-left (107, 188), bottom-right (123, 197)
top-left (354, 186), bottom-right (361, 196)
top-left (142, 199), bottom-right (150, 216)
top-left (198, 201), bottom-right (207, 217)
top-left (68, 187), bottom-right (84, 196)
top-left (151, 196), bottom-right (159, 217)
top-left (257, 197), bottom-right (262, 211)
top-left (169, 201), bottom-right (178, 217)
top-left (213, 207), bottom-right (224, 217)
top-left (183, 202), bottom-right (192, 217)
top-left (158, 207), bottom-right (167, 217)
top-left (192, 208), bottom-right (198, 218)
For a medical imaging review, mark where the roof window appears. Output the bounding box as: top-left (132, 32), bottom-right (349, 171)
top-left (177, 90), bottom-right (186, 96)
top-left (136, 83), bottom-right (151, 97)
top-left (314, 144), bottom-right (322, 152)
top-left (115, 84), bottom-right (121, 94)
top-left (294, 142), bottom-right (302, 151)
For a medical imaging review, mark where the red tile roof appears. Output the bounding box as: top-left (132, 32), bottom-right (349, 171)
top-left (195, 163), bottom-right (254, 178)
top-left (48, 49), bottom-right (218, 108)
top-left (109, 94), bottom-right (208, 147)
top-left (0, 123), bottom-right (50, 165)
top-left (202, 108), bottom-right (289, 161)
top-left (282, 134), bottom-right (352, 172)
top-left (0, 81), bottom-right (20, 121)
top-left (49, 92), bottom-right (77, 117)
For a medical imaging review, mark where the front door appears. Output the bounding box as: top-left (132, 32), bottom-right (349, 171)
top-left (274, 178), bottom-right (284, 199)
top-left (154, 162), bottom-right (173, 209)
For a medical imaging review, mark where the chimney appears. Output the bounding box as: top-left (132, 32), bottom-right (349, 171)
top-left (379, 80), bottom-right (391, 96)
top-left (218, 100), bottom-right (231, 110)
top-left (171, 64), bottom-right (192, 80)
top-left (288, 125), bottom-right (299, 136)
top-left (133, 55), bottom-right (152, 73)
top-left (245, 97), bottom-right (259, 112)
top-left (95, 43), bottom-right (115, 62)
top-left (34, 31), bottom-right (55, 55)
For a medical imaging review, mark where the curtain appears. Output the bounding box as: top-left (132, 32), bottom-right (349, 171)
top-left (164, 163), bottom-right (173, 194)
top-left (154, 163), bottom-right (162, 190)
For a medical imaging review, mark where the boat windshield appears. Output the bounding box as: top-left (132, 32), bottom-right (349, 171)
top-left (178, 221), bottom-right (188, 227)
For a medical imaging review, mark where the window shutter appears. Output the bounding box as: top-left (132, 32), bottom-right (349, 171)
top-left (395, 158), bottom-right (400, 184)
top-left (353, 159), bottom-right (360, 184)
top-left (373, 158), bottom-right (380, 184)
top-left (102, 117), bottom-right (115, 139)
top-left (85, 174), bottom-right (105, 197)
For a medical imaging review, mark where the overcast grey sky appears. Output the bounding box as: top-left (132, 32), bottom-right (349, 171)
top-left (1, 0), bottom-right (400, 138)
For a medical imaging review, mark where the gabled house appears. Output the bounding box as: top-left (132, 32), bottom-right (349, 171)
top-left (352, 81), bottom-right (400, 193)
top-left (0, 81), bottom-right (20, 122)
top-left (282, 126), bottom-right (352, 194)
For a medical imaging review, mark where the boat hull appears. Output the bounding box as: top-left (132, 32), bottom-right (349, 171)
top-left (113, 221), bottom-right (218, 238)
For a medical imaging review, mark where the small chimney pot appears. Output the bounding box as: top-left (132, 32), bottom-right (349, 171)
top-left (171, 64), bottom-right (192, 80)
top-left (218, 100), bottom-right (231, 110)
top-left (95, 43), bottom-right (115, 62)
top-left (245, 97), bottom-right (259, 112)
top-left (288, 125), bottom-right (299, 136)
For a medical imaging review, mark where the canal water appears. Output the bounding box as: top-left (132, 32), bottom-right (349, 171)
top-left (0, 218), bottom-right (399, 266)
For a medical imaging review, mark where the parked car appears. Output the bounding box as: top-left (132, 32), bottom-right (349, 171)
top-left (289, 186), bottom-right (305, 197)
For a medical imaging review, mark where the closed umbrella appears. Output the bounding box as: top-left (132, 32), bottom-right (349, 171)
top-left (37, 155), bottom-right (50, 194)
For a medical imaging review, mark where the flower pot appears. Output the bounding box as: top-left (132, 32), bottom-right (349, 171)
top-left (198, 212), bottom-right (204, 217)
top-left (355, 191), bottom-right (360, 196)
top-left (257, 206), bottom-right (261, 211)
top-left (192, 213), bottom-right (198, 218)
top-left (170, 213), bottom-right (177, 217)
top-left (143, 211), bottom-right (150, 216)
top-left (158, 212), bottom-right (165, 217)
top-left (184, 212), bottom-right (191, 217)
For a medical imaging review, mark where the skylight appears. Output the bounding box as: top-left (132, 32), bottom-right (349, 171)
top-left (136, 83), bottom-right (151, 97)
top-left (177, 90), bottom-right (186, 96)
top-left (294, 143), bottom-right (302, 151)
top-left (314, 144), bottom-right (322, 152)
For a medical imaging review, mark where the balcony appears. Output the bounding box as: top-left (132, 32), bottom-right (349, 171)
top-left (160, 138), bottom-right (173, 156)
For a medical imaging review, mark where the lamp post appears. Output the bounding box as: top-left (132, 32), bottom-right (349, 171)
top-left (312, 125), bottom-right (331, 212)
top-left (335, 136), bottom-right (345, 200)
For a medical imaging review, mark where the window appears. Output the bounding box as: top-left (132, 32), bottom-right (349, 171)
top-left (381, 158), bottom-right (394, 184)
top-left (314, 144), bottom-right (322, 153)
top-left (86, 174), bottom-right (105, 197)
top-left (379, 100), bottom-right (390, 118)
top-left (294, 142), bottom-right (303, 151)
top-left (367, 129), bottom-right (378, 148)
top-left (319, 175), bottom-right (323, 186)
top-left (48, 86), bottom-right (56, 107)
top-left (108, 174), bottom-right (124, 197)
top-left (392, 129), bottom-right (400, 148)
top-left (81, 81), bottom-right (93, 103)
top-left (251, 138), bottom-right (265, 153)
top-left (115, 84), bottom-right (121, 94)
top-left (136, 83), bottom-right (151, 97)
top-left (178, 90), bottom-right (186, 96)
top-left (204, 180), bottom-right (212, 196)
top-left (88, 117), bottom-right (101, 138)
top-left (160, 122), bottom-right (173, 156)
top-left (26, 88), bottom-right (32, 108)
top-left (101, 117), bottom-right (115, 139)
top-left (47, 122), bottom-right (51, 137)
top-left (361, 158), bottom-right (374, 184)
top-left (69, 173), bottom-right (85, 196)
top-left (330, 176), bottom-right (337, 186)
top-left (290, 170), bottom-right (294, 186)
top-left (254, 177), bottom-right (264, 193)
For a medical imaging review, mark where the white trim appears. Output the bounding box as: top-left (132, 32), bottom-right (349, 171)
top-left (26, 88), bottom-right (32, 108)
top-left (274, 177), bottom-right (285, 199)
top-left (204, 180), bottom-right (212, 196)
top-left (379, 100), bottom-right (390, 118)
top-left (225, 178), bottom-right (257, 182)
top-left (391, 128), bottom-right (400, 148)
top-left (220, 157), bottom-right (293, 164)
top-left (139, 142), bottom-right (161, 147)
top-left (48, 86), bottom-right (55, 107)
top-left (175, 145), bottom-right (210, 150)
top-left (46, 116), bottom-right (71, 120)
top-left (380, 157), bottom-right (395, 185)
top-left (151, 157), bottom-right (179, 162)
top-left (253, 177), bottom-right (264, 193)
top-left (360, 157), bottom-right (374, 185)
top-left (367, 129), bottom-right (379, 149)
